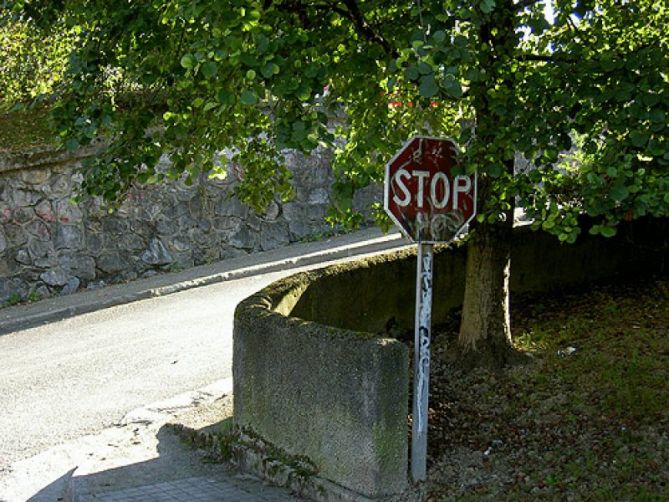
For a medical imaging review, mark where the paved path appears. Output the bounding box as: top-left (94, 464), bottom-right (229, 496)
top-left (80, 476), bottom-right (295, 502)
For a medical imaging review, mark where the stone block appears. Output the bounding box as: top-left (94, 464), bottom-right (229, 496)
top-left (15, 248), bottom-right (31, 265)
top-left (217, 198), bottom-right (249, 218)
top-left (5, 224), bottom-right (28, 246)
top-left (260, 222), bottom-right (290, 251)
top-left (49, 174), bottom-right (72, 198)
top-left (40, 267), bottom-right (70, 287)
top-left (60, 276), bottom-right (80, 295)
top-left (54, 225), bottom-right (84, 250)
top-left (120, 233), bottom-right (145, 252)
top-left (11, 189), bottom-right (41, 207)
top-left (156, 217), bottom-right (178, 235)
top-left (227, 224), bottom-right (258, 250)
top-left (13, 207), bottom-right (36, 225)
top-left (141, 238), bottom-right (173, 265)
top-left (28, 239), bottom-right (53, 260)
top-left (169, 237), bottom-right (191, 253)
top-left (102, 217), bottom-right (128, 234)
top-left (0, 203), bottom-right (12, 223)
top-left (307, 188), bottom-right (329, 205)
top-left (0, 277), bottom-right (29, 303)
top-left (54, 198), bottom-right (83, 224)
top-left (73, 256), bottom-right (97, 281)
top-left (85, 233), bottom-right (104, 256)
top-left (25, 220), bottom-right (50, 241)
top-left (261, 200), bottom-right (280, 222)
top-left (35, 200), bottom-right (56, 222)
top-left (97, 253), bottom-right (129, 274)
top-left (21, 168), bottom-right (50, 185)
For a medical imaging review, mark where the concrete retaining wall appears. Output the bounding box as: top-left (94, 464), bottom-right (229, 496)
top-left (233, 217), bottom-right (668, 498)
top-left (291, 218), bottom-right (669, 334)
top-left (234, 272), bottom-right (408, 499)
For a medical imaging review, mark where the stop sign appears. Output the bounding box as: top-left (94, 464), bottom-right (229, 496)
top-left (384, 136), bottom-right (477, 243)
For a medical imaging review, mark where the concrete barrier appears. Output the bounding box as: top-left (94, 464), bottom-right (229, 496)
top-left (233, 217), bottom-right (668, 498)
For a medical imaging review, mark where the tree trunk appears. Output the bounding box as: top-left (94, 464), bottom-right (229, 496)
top-left (456, 176), bottom-right (524, 369)
top-left (457, 218), bottom-right (516, 368)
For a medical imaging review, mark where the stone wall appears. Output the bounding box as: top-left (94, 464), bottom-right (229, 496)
top-left (0, 146), bottom-right (380, 304)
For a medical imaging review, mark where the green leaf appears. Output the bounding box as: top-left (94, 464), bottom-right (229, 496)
top-left (180, 54), bottom-right (195, 69)
top-left (203, 101), bottom-right (217, 112)
top-left (649, 109), bottom-right (666, 123)
top-left (218, 89), bottom-right (235, 105)
top-left (600, 226), bottom-right (617, 238)
top-left (406, 65), bottom-right (420, 81)
top-left (296, 85), bottom-right (311, 101)
top-left (246, 69), bottom-right (256, 80)
top-left (479, 0), bottom-right (495, 14)
top-left (465, 68), bottom-right (481, 82)
top-left (240, 90), bottom-right (258, 105)
top-left (433, 31), bottom-right (446, 44)
top-left (419, 75), bottom-right (438, 98)
top-left (609, 184), bottom-right (629, 202)
top-left (201, 62), bottom-right (218, 79)
top-left (261, 62), bottom-right (280, 78)
top-left (443, 75), bottom-right (462, 98)
top-left (417, 62), bottom-right (432, 75)
top-left (630, 131), bottom-right (649, 148)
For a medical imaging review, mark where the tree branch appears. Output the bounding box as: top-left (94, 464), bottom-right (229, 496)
top-left (339, 0), bottom-right (398, 58)
top-left (267, 0), bottom-right (396, 58)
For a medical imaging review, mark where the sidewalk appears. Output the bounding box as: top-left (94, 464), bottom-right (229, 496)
top-left (0, 228), bottom-right (409, 501)
top-left (0, 227), bottom-right (408, 335)
top-left (1, 379), bottom-right (302, 501)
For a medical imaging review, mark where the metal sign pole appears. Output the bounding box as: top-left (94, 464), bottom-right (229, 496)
top-left (411, 242), bottom-right (434, 482)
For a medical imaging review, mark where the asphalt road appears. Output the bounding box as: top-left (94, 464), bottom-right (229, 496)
top-left (0, 269), bottom-right (289, 471)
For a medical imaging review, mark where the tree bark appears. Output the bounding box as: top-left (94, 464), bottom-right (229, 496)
top-left (456, 164), bottom-right (525, 369)
top-left (457, 212), bottom-right (517, 369)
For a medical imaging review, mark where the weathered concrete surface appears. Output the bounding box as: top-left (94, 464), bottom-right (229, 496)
top-left (233, 216), bottom-right (668, 499)
top-left (291, 217), bottom-right (669, 335)
top-left (234, 273), bottom-right (408, 499)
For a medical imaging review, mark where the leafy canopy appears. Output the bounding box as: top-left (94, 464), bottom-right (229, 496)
top-left (4, 0), bottom-right (668, 239)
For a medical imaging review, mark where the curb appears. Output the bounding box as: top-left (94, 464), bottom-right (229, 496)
top-left (1, 230), bottom-right (409, 335)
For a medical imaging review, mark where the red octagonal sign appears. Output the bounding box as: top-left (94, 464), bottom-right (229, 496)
top-left (384, 136), bottom-right (477, 243)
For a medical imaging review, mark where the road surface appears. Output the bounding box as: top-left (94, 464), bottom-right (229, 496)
top-left (0, 269), bottom-right (290, 471)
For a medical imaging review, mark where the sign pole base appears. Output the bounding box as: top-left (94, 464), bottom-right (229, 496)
top-left (411, 243), bottom-right (434, 483)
